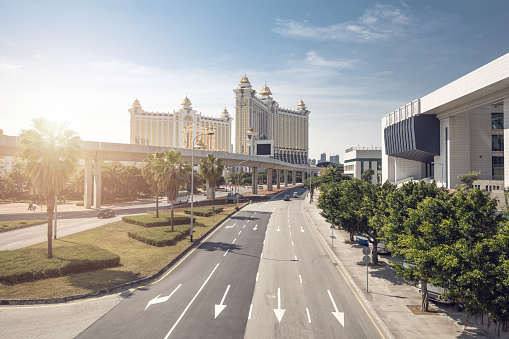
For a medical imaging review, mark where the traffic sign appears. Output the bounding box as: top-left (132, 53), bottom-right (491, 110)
top-left (330, 225), bottom-right (335, 229)
top-left (362, 255), bottom-right (371, 264)
top-left (362, 247), bottom-right (371, 255)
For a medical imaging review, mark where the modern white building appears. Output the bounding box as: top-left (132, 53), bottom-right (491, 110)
top-left (233, 75), bottom-right (310, 164)
top-left (382, 52), bottom-right (509, 189)
top-left (129, 97), bottom-right (232, 152)
top-left (344, 147), bottom-right (382, 184)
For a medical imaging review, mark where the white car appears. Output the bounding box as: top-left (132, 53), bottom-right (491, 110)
top-left (293, 192), bottom-right (298, 198)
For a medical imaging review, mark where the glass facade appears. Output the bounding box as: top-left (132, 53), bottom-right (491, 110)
top-left (491, 113), bottom-right (503, 129)
top-left (492, 156), bottom-right (504, 177)
top-left (492, 135), bottom-right (504, 151)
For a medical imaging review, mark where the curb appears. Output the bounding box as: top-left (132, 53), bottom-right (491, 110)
top-left (0, 203), bottom-right (250, 306)
top-left (304, 206), bottom-right (394, 339)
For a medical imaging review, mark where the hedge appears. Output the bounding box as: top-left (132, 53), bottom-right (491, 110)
top-left (183, 207), bottom-right (223, 217)
top-left (0, 244), bottom-right (120, 284)
top-left (128, 225), bottom-right (190, 247)
top-left (122, 213), bottom-right (194, 227)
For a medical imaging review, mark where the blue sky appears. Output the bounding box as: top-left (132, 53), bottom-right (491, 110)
top-left (1, 0), bottom-right (508, 161)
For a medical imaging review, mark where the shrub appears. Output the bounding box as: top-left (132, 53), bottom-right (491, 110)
top-left (183, 207), bottom-right (223, 217)
top-left (122, 213), bottom-right (194, 227)
top-left (76, 201), bottom-right (84, 206)
top-left (0, 244), bottom-right (120, 284)
top-left (128, 225), bottom-right (190, 246)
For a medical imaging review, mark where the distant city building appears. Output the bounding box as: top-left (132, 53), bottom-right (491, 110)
top-left (310, 159), bottom-right (316, 165)
top-left (233, 75), bottom-right (310, 164)
top-left (343, 146), bottom-right (382, 184)
top-left (320, 153), bottom-right (326, 163)
top-left (329, 155), bottom-right (340, 164)
top-left (129, 97), bottom-right (232, 152)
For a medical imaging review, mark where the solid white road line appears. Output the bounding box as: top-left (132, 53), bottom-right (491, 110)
top-left (164, 263), bottom-right (220, 338)
top-left (248, 304), bottom-right (253, 319)
top-left (256, 272), bottom-right (259, 281)
top-left (299, 275), bottom-right (302, 284)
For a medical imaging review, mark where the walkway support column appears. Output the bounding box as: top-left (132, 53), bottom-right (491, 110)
top-left (267, 169), bottom-right (273, 191)
top-left (284, 170), bottom-right (288, 187)
top-left (292, 171), bottom-right (297, 186)
top-left (277, 170), bottom-right (281, 189)
top-left (93, 160), bottom-right (102, 209)
top-left (504, 98), bottom-right (509, 188)
top-left (84, 159), bottom-right (93, 209)
top-left (252, 167), bottom-right (258, 194)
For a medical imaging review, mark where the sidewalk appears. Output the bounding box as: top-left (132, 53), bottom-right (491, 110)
top-left (304, 193), bottom-right (501, 339)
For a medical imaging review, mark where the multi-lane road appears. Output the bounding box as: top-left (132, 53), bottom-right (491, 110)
top-left (2, 187), bottom-right (384, 338)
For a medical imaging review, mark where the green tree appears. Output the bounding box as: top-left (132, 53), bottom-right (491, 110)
top-left (159, 150), bottom-right (184, 232)
top-left (318, 178), bottom-right (370, 241)
top-left (361, 181), bottom-right (396, 264)
top-left (141, 152), bottom-right (164, 218)
top-left (361, 168), bottom-right (375, 183)
top-left (199, 154), bottom-right (224, 209)
top-left (18, 118), bottom-right (81, 258)
top-left (457, 171), bottom-right (481, 188)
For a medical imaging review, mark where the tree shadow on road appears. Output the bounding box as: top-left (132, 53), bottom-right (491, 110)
top-left (198, 241), bottom-right (241, 252)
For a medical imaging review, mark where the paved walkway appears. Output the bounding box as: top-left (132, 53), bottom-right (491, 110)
top-left (305, 191), bottom-right (503, 339)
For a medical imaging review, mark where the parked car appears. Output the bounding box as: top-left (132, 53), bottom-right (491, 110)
top-left (293, 192), bottom-right (298, 198)
top-left (355, 234), bottom-right (370, 246)
top-left (97, 209), bottom-right (115, 218)
top-left (284, 194), bottom-right (290, 201)
top-left (369, 241), bottom-right (389, 254)
top-left (419, 283), bottom-right (454, 304)
top-left (258, 185), bottom-right (263, 189)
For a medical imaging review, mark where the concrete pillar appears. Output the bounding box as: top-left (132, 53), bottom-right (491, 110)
top-left (267, 169), bottom-right (273, 191)
top-left (84, 159), bottom-right (93, 209)
top-left (223, 167), bottom-right (229, 185)
top-left (277, 170), bottom-right (281, 189)
top-left (284, 170), bottom-right (288, 187)
top-left (251, 167), bottom-right (258, 194)
top-left (93, 160), bottom-right (102, 209)
top-left (292, 171), bottom-right (297, 185)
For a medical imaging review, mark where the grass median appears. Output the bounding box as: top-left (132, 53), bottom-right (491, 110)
top-left (0, 204), bottom-right (240, 300)
top-left (0, 219), bottom-right (46, 231)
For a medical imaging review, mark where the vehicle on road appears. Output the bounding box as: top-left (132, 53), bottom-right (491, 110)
top-left (169, 190), bottom-right (189, 204)
top-left (258, 185), bottom-right (263, 189)
top-left (97, 209), bottom-right (115, 218)
top-left (284, 194), bottom-right (290, 201)
top-left (293, 192), bottom-right (298, 198)
top-left (226, 193), bottom-right (247, 202)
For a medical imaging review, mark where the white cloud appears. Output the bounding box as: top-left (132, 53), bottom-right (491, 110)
top-left (273, 4), bottom-right (410, 43)
top-left (305, 51), bottom-right (357, 69)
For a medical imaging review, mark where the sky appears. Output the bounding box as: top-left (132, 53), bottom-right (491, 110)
top-left (1, 0), bottom-right (509, 162)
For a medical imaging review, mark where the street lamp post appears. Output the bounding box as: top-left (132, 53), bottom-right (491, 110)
top-left (190, 132), bottom-right (214, 242)
top-left (237, 160), bottom-right (248, 208)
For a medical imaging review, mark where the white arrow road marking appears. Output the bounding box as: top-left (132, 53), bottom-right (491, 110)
top-left (273, 288), bottom-right (286, 323)
top-left (145, 284), bottom-right (182, 311)
top-left (215, 285), bottom-right (230, 318)
top-left (253, 224), bottom-right (258, 231)
top-left (164, 264), bottom-right (220, 339)
top-left (276, 225), bottom-right (281, 232)
top-left (327, 290), bottom-right (345, 327)
top-left (300, 225), bottom-right (305, 233)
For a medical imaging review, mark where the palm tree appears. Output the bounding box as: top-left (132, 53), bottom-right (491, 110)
top-left (18, 118), bottom-right (81, 259)
top-left (199, 154), bottom-right (224, 210)
top-left (159, 150), bottom-right (183, 232)
top-left (141, 152), bottom-right (164, 218)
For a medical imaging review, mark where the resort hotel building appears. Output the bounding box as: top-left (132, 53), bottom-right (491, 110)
top-left (233, 75), bottom-right (310, 165)
top-left (382, 52), bottom-right (509, 190)
top-left (129, 97), bottom-right (232, 152)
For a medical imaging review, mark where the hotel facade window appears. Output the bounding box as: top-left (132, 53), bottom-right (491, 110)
top-left (129, 97), bottom-right (232, 152)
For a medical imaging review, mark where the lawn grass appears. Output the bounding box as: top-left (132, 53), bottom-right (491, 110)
top-left (0, 219), bottom-right (46, 231)
top-left (122, 213), bottom-right (193, 227)
top-left (0, 204), bottom-right (238, 300)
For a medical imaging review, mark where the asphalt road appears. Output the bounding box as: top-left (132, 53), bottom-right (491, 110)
top-left (75, 187), bottom-right (383, 338)
top-left (1, 187), bottom-right (384, 338)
